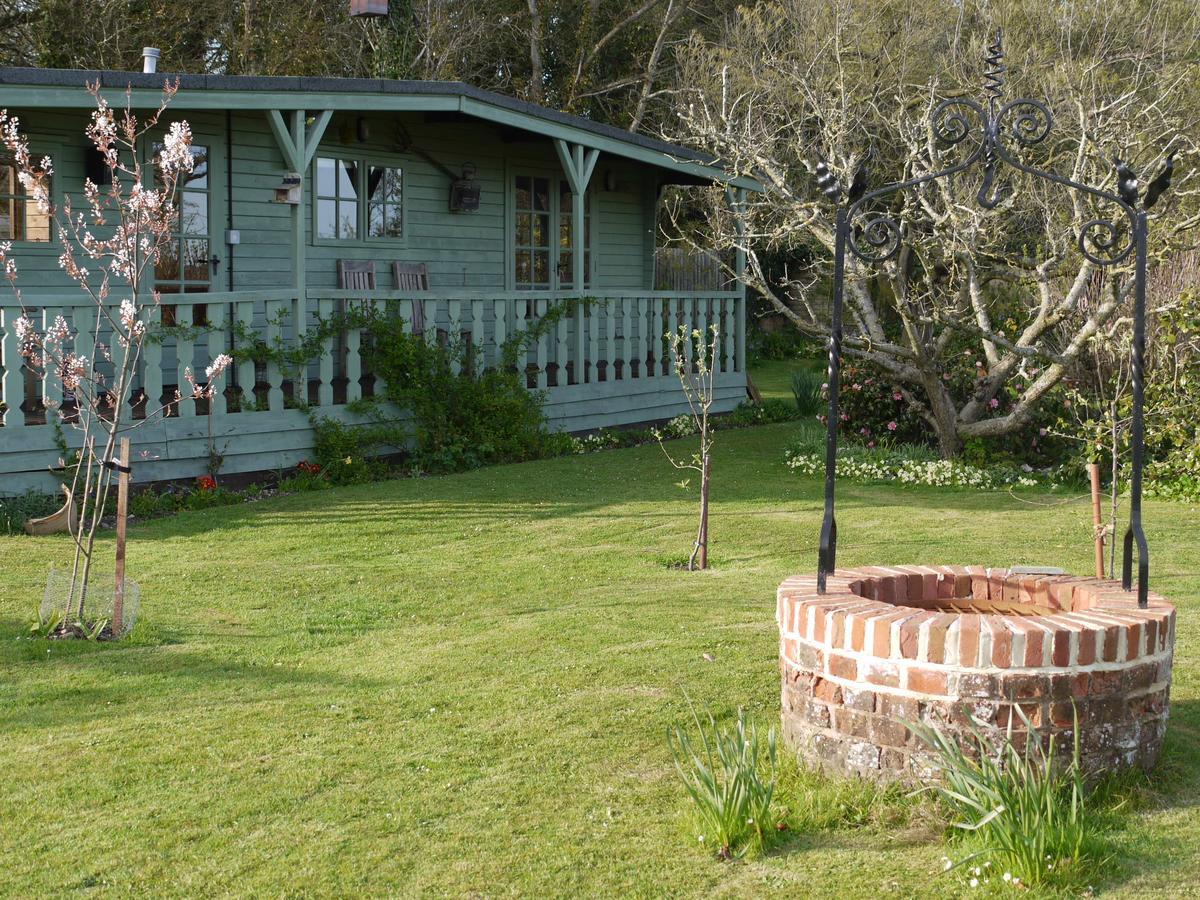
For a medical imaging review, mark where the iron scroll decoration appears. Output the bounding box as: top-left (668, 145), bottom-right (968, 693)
top-left (813, 31), bottom-right (1173, 608)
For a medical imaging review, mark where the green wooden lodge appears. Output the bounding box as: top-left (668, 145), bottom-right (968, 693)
top-left (0, 65), bottom-right (753, 492)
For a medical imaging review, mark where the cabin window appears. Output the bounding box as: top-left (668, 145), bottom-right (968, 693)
top-left (153, 143), bottom-right (212, 292)
top-left (558, 181), bottom-right (591, 290)
top-left (315, 157), bottom-right (403, 242)
top-left (514, 175), bottom-right (551, 290)
top-left (513, 174), bottom-right (591, 290)
top-left (0, 156), bottom-right (52, 242)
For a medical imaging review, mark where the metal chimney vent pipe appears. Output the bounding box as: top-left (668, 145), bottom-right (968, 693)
top-left (142, 47), bottom-right (160, 74)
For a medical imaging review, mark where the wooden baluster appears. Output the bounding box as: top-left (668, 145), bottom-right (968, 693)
top-left (492, 298), bottom-right (507, 371)
top-left (697, 297), bottom-right (708, 361)
top-left (554, 299), bottom-right (568, 387)
top-left (175, 304), bottom-right (195, 417)
top-left (511, 297), bottom-right (529, 386)
top-left (317, 297), bottom-right (334, 407)
top-left (470, 299), bottom-right (485, 374)
top-left (294, 288), bottom-right (309, 407)
top-left (206, 304), bottom-right (227, 416)
top-left (372, 298), bottom-right (388, 399)
top-left (72, 307), bottom-right (94, 421)
top-left (1, 307), bottom-right (26, 428)
top-left (736, 293), bottom-right (746, 373)
top-left (142, 305), bottom-right (163, 420)
top-left (236, 300), bottom-right (255, 411)
top-left (448, 299), bottom-right (462, 376)
top-left (573, 298), bottom-right (585, 385)
top-left (344, 300), bottom-right (362, 404)
top-left (423, 299), bottom-right (438, 348)
top-left (665, 298), bottom-right (678, 377)
top-left (604, 299), bottom-right (616, 382)
top-left (634, 298), bottom-right (647, 380)
top-left (620, 297), bottom-right (631, 381)
top-left (586, 300), bottom-right (598, 383)
top-left (41, 306), bottom-right (63, 419)
top-left (536, 298), bottom-right (549, 389)
top-left (723, 297), bottom-right (735, 373)
top-left (266, 299), bottom-right (285, 410)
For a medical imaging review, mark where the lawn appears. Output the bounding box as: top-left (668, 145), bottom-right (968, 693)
top-left (1, 423), bottom-right (1197, 897)
top-left (751, 356), bottom-right (823, 403)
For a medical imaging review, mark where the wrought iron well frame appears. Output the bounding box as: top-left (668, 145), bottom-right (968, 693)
top-left (813, 33), bottom-right (1172, 608)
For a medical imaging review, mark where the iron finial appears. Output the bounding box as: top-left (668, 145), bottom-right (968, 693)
top-left (983, 29), bottom-right (1006, 114)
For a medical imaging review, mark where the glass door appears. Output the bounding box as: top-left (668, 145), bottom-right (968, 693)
top-left (153, 138), bottom-right (219, 296)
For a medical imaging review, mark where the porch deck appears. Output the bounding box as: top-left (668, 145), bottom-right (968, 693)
top-left (0, 288), bottom-right (746, 491)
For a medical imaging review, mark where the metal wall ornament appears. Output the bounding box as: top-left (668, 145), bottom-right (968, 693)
top-left (814, 31), bottom-right (1173, 608)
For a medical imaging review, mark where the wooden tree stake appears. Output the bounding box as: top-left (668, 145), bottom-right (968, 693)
top-left (1088, 462), bottom-right (1105, 579)
top-left (112, 437), bottom-right (131, 637)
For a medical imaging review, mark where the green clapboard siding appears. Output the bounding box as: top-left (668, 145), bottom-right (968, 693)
top-left (0, 92), bottom-right (747, 492)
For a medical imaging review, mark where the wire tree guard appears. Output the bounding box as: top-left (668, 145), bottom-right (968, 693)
top-left (813, 32), bottom-right (1173, 608)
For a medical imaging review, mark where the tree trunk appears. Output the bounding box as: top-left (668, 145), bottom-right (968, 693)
top-left (695, 451), bottom-right (710, 570)
top-left (921, 374), bottom-right (963, 459)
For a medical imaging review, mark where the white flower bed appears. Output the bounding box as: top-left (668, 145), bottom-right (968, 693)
top-left (784, 446), bottom-right (1038, 489)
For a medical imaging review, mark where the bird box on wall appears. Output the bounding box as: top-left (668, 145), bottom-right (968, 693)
top-left (273, 172), bottom-right (302, 204)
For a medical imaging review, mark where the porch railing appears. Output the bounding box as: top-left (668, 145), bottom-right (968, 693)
top-left (1, 288), bottom-right (746, 431)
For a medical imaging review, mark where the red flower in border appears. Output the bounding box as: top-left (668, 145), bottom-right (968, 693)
top-left (196, 475), bottom-right (217, 491)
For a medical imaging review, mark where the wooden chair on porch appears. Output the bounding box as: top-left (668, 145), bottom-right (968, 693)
top-left (335, 260), bottom-right (376, 401)
top-left (338, 259), bottom-right (376, 291)
top-left (392, 261), bottom-right (429, 335)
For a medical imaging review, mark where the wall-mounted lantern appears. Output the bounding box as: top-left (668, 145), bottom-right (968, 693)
top-left (273, 172), bottom-right (302, 204)
top-left (350, 0), bottom-right (388, 17)
top-left (450, 163), bottom-right (480, 212)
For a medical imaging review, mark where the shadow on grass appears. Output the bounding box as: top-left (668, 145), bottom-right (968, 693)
top-left (0, 632), bottom-right (391, 733)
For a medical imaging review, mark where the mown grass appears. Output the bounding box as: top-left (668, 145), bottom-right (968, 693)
top-left (1, 423), bottom-right (1197, 897)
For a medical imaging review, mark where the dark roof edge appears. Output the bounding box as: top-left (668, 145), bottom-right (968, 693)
top-left (0, 67), bottom-right (718, 167)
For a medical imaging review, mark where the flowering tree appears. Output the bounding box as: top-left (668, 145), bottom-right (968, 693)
top-left (655, 324), bottom-right (720, 570)
top-left (0, 83), bottom-right (230, 636)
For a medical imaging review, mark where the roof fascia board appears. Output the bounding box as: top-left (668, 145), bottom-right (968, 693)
top-left (0, 79), bottom-right (761, 191)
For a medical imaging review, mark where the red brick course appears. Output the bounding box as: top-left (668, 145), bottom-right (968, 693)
top-left (778, 564), bottom-right (1175, 784)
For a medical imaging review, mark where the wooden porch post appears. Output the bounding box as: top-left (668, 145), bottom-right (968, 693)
top-left (555, 139), bottom-right (599, 383)
top-left (266, 109), bottom-right (332, 401)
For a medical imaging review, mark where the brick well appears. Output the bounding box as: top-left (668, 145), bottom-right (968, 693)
top-left (777, 566), bottom-right (1176, 783)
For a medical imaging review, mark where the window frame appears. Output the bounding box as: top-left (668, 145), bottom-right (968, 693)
top-left (311, 154), bottom-right (407, 247)
top-left (0, 144), bottom-right (57, 246)
top-left (507, 165), bottom-right (594, 292)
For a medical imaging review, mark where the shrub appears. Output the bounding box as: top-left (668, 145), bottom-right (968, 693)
top-left (309, 414), bottom-right (397, 485)
top-left (670, 705), bottom-right (778, 859)
top-left (360, 313), bottom-right (566, 473)
top-left (911, 709), bottom-right (1107, 891)
top-left (0, 491), bottom-right (62, 536)
top-left (791, 368), bottom-right (824, 417)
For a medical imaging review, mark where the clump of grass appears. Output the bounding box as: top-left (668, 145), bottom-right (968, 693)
top-left (670, 704), bottom-right (777, 859)
top-left (791, 369), bottom-right (825, 418)
top-left (911, 707), bottom-right (1109, 890)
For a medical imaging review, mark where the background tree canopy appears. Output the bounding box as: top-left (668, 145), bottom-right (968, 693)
top-left (0, 0), bottom-right (752, 134)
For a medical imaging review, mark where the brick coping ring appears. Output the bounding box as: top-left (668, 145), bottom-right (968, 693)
top-left (777, 565), bottom-right (1176, 783)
